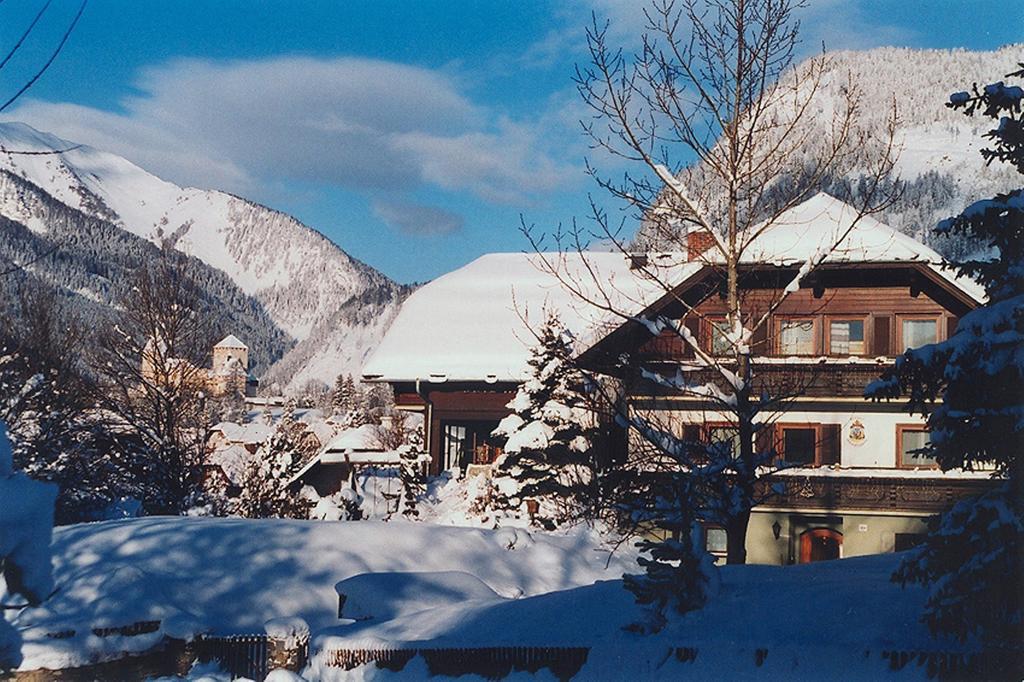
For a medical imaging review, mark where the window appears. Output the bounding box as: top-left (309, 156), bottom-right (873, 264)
top-left (705, 526), bottom-right (728, 565)
top-left (897, 426), bottom-right (937, 468)
top-left (900, 317), bottom-right (938, 352)
top-left (442, 423), bottom-right (467, 471)
top-left (708, 425), bottom-right (741, 457)
top-left (781, 427), bottom-right (816, 465)
top-left (709, 318), bottom-right (731, 356)
top-left (442, 420), bottom-right (502, 471)
top-left (828, 318), bottom-right (866, 356)
top-left (778, 319), bottom-right (815, 355)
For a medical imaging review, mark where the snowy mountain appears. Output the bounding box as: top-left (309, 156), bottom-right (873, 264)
top-left (634, 44), bottom-right (1023, 251)
top-left (0, 122), bottom-right (408, 389)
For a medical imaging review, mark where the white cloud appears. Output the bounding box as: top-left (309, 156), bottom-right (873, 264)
top-left (6, 55), bottom-right (577, 205)
top-left (371, 198), bottom-right (464, 236)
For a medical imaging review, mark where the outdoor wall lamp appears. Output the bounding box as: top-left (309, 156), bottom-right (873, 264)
top-left (772, 520), bottom-right (783, 539)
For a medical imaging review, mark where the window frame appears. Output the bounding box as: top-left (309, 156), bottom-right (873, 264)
top-left (776, 423), bottom-right (821, 466)
top-left (896, 314), bottom-right (942, 353)
top-left (706, 316), bottom-right (732, 357)
top-left (824, 315), bottom-right (870, 357)
top-left (705, 422), bottom-right (743, 458)
top-left (703, 524), bottom-right (728, 565)
top-left (775, 316), bottom-right (819, 356)
top-left (896, 424), bottom-right (938, 469)
top-left (771, 422), bottom-right (840, 467)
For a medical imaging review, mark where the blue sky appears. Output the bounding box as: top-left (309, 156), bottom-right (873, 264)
top-left (0, 0), bottom-right (1020, 283)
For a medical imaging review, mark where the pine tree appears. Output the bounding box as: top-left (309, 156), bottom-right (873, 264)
top-left (490, 313), bottom-right (596, 528)
top-left (397, 420), bottom-right (428, 519)
top-left (623, 476), bottom-right (717, 633)
top-left (867, 64), bottom-right (1023, 664)
top-left (235, 400), bottom-right (311, 518)
top-left (332, 374), bottom-right (357, 415)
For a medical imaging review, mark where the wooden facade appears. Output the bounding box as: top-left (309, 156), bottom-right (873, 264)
top-left (393, 382), bottom-right (517, 476)
top-left (375, 254), bottom-right (995, 564)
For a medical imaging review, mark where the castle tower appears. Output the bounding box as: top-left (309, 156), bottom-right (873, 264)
top-left (213, 334), bottom-right (249, 375)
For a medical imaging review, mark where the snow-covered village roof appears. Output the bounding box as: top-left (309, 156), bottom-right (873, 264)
top-left (214, 334), bottom-right (248, 349)
top-left (289, 424), bottom-right (399, 484)
top-left (209, 421), bottom-right (272, 445)
top-left (321, 424), bottom-right (381, 454)
top-left (363, 194), bottom-right (984, 384)
top-left (362, 251), bottom-right (694, 383)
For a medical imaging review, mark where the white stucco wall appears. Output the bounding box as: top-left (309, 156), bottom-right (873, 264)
top-left (632, 403), bottom-right (927, 469)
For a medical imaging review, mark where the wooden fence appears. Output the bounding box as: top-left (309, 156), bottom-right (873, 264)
top-left (320, 645), bottom-right (590, 681)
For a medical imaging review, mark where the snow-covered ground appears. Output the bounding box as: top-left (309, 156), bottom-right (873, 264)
top-left (309, 553), bottom-right (972, 681)
top-left (5, 513), bottom-right (985, 679)
top-left (11, 517), bottom-right (633, 672)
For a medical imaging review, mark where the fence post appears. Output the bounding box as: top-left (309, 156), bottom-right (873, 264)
top-left (264, 618), bottom-right (310, 673)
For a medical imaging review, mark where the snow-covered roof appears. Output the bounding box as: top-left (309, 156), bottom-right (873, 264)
top-left (289, 424), bottom-right (397, 483)
top-left (364, 194), bottom-right (983, 384)
top-left (322, 424), bottom-right (381, 453)
top-left (207, 444), bottom-right (253, 485)
top-left (209, 421), bottom-right (271, 445)
top-left (363, 252), bottom-right (695, 383)
top-left (214, 334), bottom-right (248, 349)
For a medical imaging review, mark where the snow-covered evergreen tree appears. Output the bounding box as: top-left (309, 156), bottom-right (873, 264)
top-left (490, 313), bottom-right (596, 528)
top-left (235, 400), bottom-right (311, 519)
top-left (623, 475), bottom-right (717, 633)
top-left (397, 422), bottom-right (428, 519)
top-left (0, 306), bottom-right (126, 524)
top-left (332, 374), bottom-right (357, 414)
top-left (867, 64), bottom-right (1023, 665)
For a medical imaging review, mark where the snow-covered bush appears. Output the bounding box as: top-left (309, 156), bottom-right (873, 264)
top-left (235, 401), bottom-right (313, 519)
top-left (868, 65), bottom-right (1023, 658)
top-left (0, 421), bottom-right (56, 669)
top-left (0, 340), bottom-right (125, 524)
top-left (490, 314), bottom-right (597, 528)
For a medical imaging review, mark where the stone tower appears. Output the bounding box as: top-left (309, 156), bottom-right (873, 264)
top-left (213, 334), bottom-right (249, 375)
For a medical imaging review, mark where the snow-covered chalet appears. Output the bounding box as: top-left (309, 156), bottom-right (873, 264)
top-left (362, 193), bottom-right (997, 565)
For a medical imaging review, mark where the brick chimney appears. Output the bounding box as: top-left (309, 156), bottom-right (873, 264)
top-left (628, 253), bottom-right (650, 270)
top-left (687, 230), bottom-right (715, 261)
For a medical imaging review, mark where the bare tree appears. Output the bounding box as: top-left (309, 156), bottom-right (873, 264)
top-left (90, 248), bottom-right (216, 514)
top-left (525, 0), bottom-right (900, 566)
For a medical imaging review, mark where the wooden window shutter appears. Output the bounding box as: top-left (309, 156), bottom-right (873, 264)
top-left (682, 316), bottom-right (701, 358)
top-left (755, 423), bottom-right (775, 457)
top-left (683, 424), bottom-right (702, 443)
top-left (946, 315), bottom-right (959, 340)
top-left (872, 315), bottom-right (892, 356)
top-left (751, 319), bottom-right (769, 355)
top-left (820, 424), bottom-right (841, 466)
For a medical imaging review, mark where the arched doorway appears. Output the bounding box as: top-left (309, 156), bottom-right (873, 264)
top-left (799, 528), bottom-right (842, 563)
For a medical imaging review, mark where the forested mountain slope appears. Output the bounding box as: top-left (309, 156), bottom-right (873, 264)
top-left (634, 45), bottom-right (1023, 253)
top-left (0, 122), bottom-right (408, 388)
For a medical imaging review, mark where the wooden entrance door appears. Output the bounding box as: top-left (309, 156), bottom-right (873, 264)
top-left (799, 528), bottom-right (842, 563)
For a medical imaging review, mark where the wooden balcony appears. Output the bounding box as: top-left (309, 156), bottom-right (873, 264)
top-left (755, 471), bottom-right (997, 514)
top-left (631, 359), bottom-right (895, 399)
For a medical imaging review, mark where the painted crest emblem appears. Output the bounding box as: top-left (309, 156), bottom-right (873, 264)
top-left (848, 419), bottom-right (866, 445)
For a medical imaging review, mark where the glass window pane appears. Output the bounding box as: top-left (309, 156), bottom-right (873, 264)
top-left (706, 527), bottom-right (728, 554)
top-left (901, 429), bottom-right (936, 466)
top-left (830, 320), bottom-right (865, 355)
top-left (780, 320), bottom-right (815, 355)
top-left (710, 320), bottom-right (731, 355)
top-left (902, 319), bottom-right (937, 351)
top-left (709, 426), bottom-right (741, 456)
top-left (783, 428), bottom-right (816, 465)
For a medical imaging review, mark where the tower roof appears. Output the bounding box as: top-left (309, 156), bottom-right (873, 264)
top-left (214, 334), bottom-right (248, 349)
